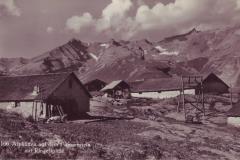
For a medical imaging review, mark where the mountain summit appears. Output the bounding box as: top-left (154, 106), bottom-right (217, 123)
top-left (2, 26), bottom-right (240, 86)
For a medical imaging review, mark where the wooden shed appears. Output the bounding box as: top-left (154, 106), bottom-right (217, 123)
top-left (199, 73), bottom-right (229, 94)
top-left (100, 80), bottom-right (131, 99)
top-left (0, 72), bottom-right (91, 121)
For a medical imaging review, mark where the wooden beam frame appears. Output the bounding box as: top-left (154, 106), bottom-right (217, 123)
top-left (181, 75), bottom-right (205, 122)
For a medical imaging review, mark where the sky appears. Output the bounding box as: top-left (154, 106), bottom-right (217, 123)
top-left (1, 0), bottom-right (240, 58)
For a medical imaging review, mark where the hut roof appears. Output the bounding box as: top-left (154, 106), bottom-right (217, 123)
top-left (0, 72), bottom-right (91, 102)
top-left (203, 73), bottom-right (229, 87)
top-left (100, 80), bottom-right (129, 92)
top-left (130, 78), bottom-right (196, 93)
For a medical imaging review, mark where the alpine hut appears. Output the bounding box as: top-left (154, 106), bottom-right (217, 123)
top-left (0, 72), bottom-right (91, 121)
top-left (199, 73), bottom-right (229, 94)
top-left (130, 78), bottom-right (196, 99)
top-left (100, 80), bottom-right (131, 99)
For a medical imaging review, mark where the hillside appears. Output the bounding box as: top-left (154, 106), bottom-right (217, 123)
top-left (0, 58), bottom-right (29, 75)
top-left (2, 25), bottom-right (240, 85)
top-left (1, 96), bottom-right (240, 159)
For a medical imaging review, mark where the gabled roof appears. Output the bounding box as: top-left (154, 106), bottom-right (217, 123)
top-left (68, 73), bottom-right (92, 98)
top-left (100, 80), bottom-right (129, 92)
top-left (131, 78), bottom-right (195, 93)
top-left (202, 72), bottom-right (230, 88)
top-left (0, 72), bottom-right (91, 102)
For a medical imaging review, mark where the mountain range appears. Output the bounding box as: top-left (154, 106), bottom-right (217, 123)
top-left (1, 25), bottom-right (240, 86)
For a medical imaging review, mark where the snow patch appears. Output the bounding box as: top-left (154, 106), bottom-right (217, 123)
top-left (100, 43), bottom-right (110, 49)
top-left (155, 46), bottom-right (167, 52)
top-left (227, 117), bottom-right (240, 127)
top-left (160, 51), bottom-right (179, 56)
top-left (155, 45), bottom-right (179, 55)
top-left (89, 53), bottom-right (99, 61)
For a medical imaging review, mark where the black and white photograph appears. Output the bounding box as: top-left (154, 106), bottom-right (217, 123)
top-left (1, 0), bottom-right (240, 159)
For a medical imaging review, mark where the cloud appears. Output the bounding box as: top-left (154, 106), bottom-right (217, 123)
top-left (65, 0), bottom-right (240, 40)
top-left (46, 27), bottom-right (54, 33)
top-left (66, 12), bottom-right (94, 33)
top-left (65, 0), bottom-right (135, 39)
top-left (0, 0), bottom-right (21, 17)
top-left (135, 0), bottom-right (240, 39)
top-left (136, 0), bottom-right (240, 31)
top-left (96, 0), bottom-right (133, 31)
top-left (237, 0), bottom-right (240, 9)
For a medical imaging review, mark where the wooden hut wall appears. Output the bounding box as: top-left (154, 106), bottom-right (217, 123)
top-left (49, 75), bottom-right (90, 118)
top-left (0, 101), bottom-right (47, 119)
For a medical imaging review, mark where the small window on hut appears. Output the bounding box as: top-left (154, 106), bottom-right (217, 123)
top-left (69, 79), bottom-right (73, 89)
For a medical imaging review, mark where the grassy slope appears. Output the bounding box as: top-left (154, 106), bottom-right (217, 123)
top-left (0, 110), bottom-right (48, 159)
top-left (1, 95), bottom-right (240, 159)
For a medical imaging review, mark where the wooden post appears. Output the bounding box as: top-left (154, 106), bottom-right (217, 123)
top-left (42, 102), bottom-right (44, 116)
top-left (46, 104), bottom-right (48, 118)
top-left (196, 92), bottom-right (199, 109)
top-left (50, 105), bottom-right (53, 117)
top-left (32, 102), bottom-right (34, 118)
top-left (46, 104), bottom-right (47, 118)
top-left (34, 102), bottom-right (36, 121)
top-left (48, 104), bottom-right (51, 118)
top-left (35, 102), bottom-right (37, 122)
top-left (181, 76), bottom-right (186, 120)
top-left (59, 105), bottom-right (64, 116)
top-left (177, 91), bottom-right (180, 112)
top-left (60, 105), bottom-right (64, 116)
top-left (230, 84), bottom-right (233, 108)
top-left (48, 105), bottom-right (50, 118)
top-left (56, 105), bottom-right (63, 118)
top-left (49, 105), bottom-right (52, 117)
top-left (201, 77), bottom-right (205, 116)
